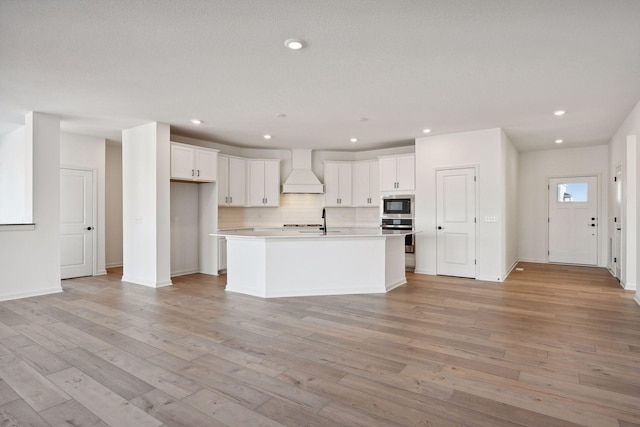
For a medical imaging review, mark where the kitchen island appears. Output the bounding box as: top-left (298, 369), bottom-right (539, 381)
top-left (212, 228), bottom-right (416, 298)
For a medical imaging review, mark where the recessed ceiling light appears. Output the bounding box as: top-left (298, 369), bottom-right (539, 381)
top-left (554, 110), bottom-right (566, 116)
top-left (276, 113), bottom-right (287, 118)
top-left (360, 117), bottom-right (369, 122)
top-left (284, 38), bottom-right (306, 50)
top-left (555, 139), bottom-right (563, 144)
top-left (350, 138), bottom-right (358, 143)
top-left (422, 128), bottom-right (432, 134)
top-left (263, 134), bottom-right (272, 140)
top-left (190, 119), bottom-right (202, 125)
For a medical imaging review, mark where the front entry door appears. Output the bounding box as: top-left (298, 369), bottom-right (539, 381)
top-left (548, 176), bottom-right (598, 265)
top-left (436, 167), bottom-right (476, 278)
top-left (60, 168), bottom-right (94, 279)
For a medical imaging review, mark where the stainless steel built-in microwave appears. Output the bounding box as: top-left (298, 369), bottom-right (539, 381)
top-left (381, 195), bottom-right (414, 218)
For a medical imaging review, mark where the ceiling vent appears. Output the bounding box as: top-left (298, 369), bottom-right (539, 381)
top-left (282, 149), bottom-right (324, 194)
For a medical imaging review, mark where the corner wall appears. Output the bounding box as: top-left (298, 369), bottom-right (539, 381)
top-left (0, 127), bottom-right (29, 223)
top-left (0, 113), bottom-right (62, 301)
top-left (502, 131), bottom-right (519, 277)
top-left (415, 128), bottom-right (506, 281)
top-left (105, 141), bottom-right (122, 268)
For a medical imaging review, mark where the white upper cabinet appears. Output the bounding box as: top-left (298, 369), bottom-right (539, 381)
top-left (379, 154), bottom-right (415, 192)
top-left (247, 159), bottom-right (280, 207)
top-left (324, 162), bottom-right (353, 207)
top-left (170, 142), bottom-right (218, 182)
top-left (353, 160), bottom-right (380, 207)
top-left (218, 155), bottom-right (247, 206)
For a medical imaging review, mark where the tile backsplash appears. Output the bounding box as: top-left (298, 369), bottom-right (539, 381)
top-left (218, 194), bottom-right (379, 229)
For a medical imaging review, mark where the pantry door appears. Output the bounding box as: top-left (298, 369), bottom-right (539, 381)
top-left (436, 167), bottom-right (476, 278)
top-left (548, 176), bottom-right (598, 265)
top-left (60, 168), bottom-right (94, 279)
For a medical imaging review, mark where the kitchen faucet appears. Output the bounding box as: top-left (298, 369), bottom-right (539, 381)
top-left (321, 208), bottom-right (327, 235)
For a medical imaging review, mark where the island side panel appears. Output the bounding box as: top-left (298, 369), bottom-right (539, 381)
top-left (226, 238), bottom-right (268, 297)
top-left (263, 237), bottom-right (387, 297)
top-left (385, 235), bottom-right (408, 291)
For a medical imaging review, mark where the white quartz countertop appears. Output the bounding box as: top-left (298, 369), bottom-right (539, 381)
top-left (212, 227), bottom-right (418, 239)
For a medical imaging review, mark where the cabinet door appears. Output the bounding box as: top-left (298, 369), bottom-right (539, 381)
top-left (353, 162), bottom-right (370, 207)
top-left (379, 157), bottom-right (397, 191)
top-left (228, 157), bottom-right (247, 206)
top-left (171, 144), bottom-right (195, 180)
top-left (324, 163), bottom-right (341, 206)
top-left (396, 155), bottom-right (415, 191)
top-left (263, 160), bottom-right (280, 206)
top-left (368, 160), bottom-right (380, 206)
top-left (195, 149), bottom-right (217, 182)
top-left (338, 163), bottom-right (352, 206)
top-left (247, 160), bottom-right (266, 206)
top-left (217, 156), bottom-right (230, 205)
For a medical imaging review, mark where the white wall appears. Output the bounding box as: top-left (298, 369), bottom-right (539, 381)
top-left (122, 122), bottom-right (172, 288)
top-left (105, 141), bottom-right (122, 268)
top-left (519, 145), bottom-right (609, 267)
top-left (0, 127), bottom-right (30, 223)
top-left (60, 132), bottom-right (106, 275)
top-left (415, 128), bottom-right (507, 281)
top-left (608, 98), bottom-right (640, 293)
top-left (502, 131), bottom-right (519, 277)
top-left (170, 182), bottom-right (199, 276)
top-left (0, 113), bottom-right (62, 301)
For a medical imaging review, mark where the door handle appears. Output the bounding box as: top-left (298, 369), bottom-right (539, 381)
top-left (86, 227), bottom-right (93, 231)
top-left (437, 226), bottom-right (443, 230)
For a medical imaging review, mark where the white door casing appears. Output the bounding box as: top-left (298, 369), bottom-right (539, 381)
top-left (614, 166), bottom-right (622, 279)
top-left (436, 167), bottom-right (476, 278)
top-left (548, 176), bottom-right (598, 266)
top-left (60, 168), bottom-right (94, 279)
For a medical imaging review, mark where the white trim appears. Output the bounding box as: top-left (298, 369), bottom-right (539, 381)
top-left (105, 262), bottom-right (123, 269)
top-left (503, 259), bottom-right (519, 280)
top-left (413, 269), bottom-right (436, 275)
top-left (0, 224), bottom-right (36, 231)
top-left (121, 276), bottom-right (173, 288)
top-left (170, 268), bottom-right (200, 277)
top-left (634, 293), bottom-right (640, 307)
top-left (517, 257), bottom-right (547, 264)
top-left (0, 287), bottom-right (63, 302)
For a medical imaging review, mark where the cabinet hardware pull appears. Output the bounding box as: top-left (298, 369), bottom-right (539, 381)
top-left (192, 169), bottom-right (194, 177)
top-left (229, 197), bottom-right (232, 203)
top-left (197, 170), bottom-right (200, 177)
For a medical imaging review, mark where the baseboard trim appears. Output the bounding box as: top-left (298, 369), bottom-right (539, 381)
top-left (634, 293), bottom-right (640, 307)
top-left (105, 263), bottom-right (123, 269)
top-left (517, 258), bottom-right (547, 264)
top-left (503, 259), bottom-right (519, 280)
top-left (121, 276), bottom-right (173, 288)
top-left (0, 287), bottom-right (63, 302)
top-left (170, 269), bottom-right (200, 278)
top-left (413, 269), bottom-right (436, 275)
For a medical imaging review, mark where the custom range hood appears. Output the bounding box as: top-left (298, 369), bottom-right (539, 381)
top-left (282, 148), bottom-right (324, 194)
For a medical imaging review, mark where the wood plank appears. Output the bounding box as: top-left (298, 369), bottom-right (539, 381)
top-left (48, 367), bottom-right (163, 427)
top-left (58, 347), bottom-right (154, 400)
top-left (0, 334), bottom-right (70, 375)
top-left (0, 354), bottom-right (69, 411)
top-left (95, 347), bottom-right (201, 399)
top-left (131, 388), bottom-right (224, 427)
top-left (0, 399), bottom-right (49, 427)
top-left (39, 399), bottom-right (109, 427)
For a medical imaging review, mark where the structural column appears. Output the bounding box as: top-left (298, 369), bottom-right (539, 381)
top-left (121, 122), bottom-right (172, 287)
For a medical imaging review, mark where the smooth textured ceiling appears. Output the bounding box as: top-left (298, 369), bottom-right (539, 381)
top-left (1, 0), bottom-right (640, 151)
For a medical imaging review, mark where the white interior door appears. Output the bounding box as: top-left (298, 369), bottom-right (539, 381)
top-left (436, 167), bottom-right (476, 278)
top-left (548, 176), bottom-right (598, 265)
top-left (614, 166), bottom-right (622, 279)
top-left (60, 169), bottom-right (94, 279)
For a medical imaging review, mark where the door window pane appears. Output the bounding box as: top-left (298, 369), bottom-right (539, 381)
top-left (557, 183), bottom-right (588, 202)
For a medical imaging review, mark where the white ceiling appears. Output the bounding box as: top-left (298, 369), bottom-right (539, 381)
top-left (1, 0), bottom-right (639, 152)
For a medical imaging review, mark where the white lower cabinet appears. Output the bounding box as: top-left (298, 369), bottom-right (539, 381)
top-left (324, 162), bottom-right (352, 207)
top-left (247, 159), bottom-right (280, 206)
top-left (218, 237), bottom-right (227, 272)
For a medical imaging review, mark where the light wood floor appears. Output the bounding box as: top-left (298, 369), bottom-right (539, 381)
top-left (0, 263), bottom-right (639, 426)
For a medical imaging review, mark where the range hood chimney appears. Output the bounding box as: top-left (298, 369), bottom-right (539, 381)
top-left (282, 149), bottom-right (324, 194)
